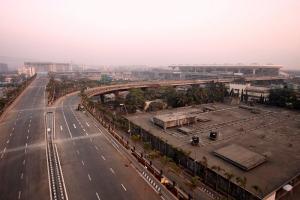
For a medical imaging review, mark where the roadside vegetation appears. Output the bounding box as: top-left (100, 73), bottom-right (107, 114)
top-left (117, 82), bottom-right (228, 113)
top-left (46, 75), bottom-right (102, 105)
top-left (267, 88), bottom-right (300, 109)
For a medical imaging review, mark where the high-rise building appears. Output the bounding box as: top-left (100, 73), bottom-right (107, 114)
top-left (24, 62), bottom-right (71, 73)
top-left (18, 66), bottom-right (36, 77)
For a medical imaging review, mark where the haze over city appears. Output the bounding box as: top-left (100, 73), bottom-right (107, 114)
top-left (1, 0), bottom-right (300, 69)
top-left (0, 1), bottom-right (300, 200)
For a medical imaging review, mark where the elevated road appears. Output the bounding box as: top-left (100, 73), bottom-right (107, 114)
top-left (85, 76), bottom-right (287, 97)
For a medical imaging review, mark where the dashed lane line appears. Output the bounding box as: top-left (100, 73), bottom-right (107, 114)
top-left (110, 168), bottom-right (115, 175)
top-left (101, 155), bottom-right (106, 161)
top-left (18, 191), bottom-right (21, 199)
top-left (96, 192), bottom-right (101, 200)
top-left (88, 174), bottom-right (92, 181)
top-left (121, 184), bottom-right (127, 191)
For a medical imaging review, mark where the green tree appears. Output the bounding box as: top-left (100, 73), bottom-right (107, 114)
top-left (125, 88), bottom-right (145, 113)
top-left (147, 101), bottom-right (164, 112)
top-left (268, 88), bottom-right (299, 109)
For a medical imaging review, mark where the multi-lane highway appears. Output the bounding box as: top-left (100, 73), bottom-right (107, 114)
top-left (53, 94), bottom-right (162, 200)
top-left (0, 75), bottom-right (49, 200)
top-left (0, 75), bottom-right (163, 200)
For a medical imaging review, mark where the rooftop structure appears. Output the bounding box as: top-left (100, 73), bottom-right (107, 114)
top-left (214, 144), bottom-right (266, 171)
top-left (153, 109), bottom-right (202, 129)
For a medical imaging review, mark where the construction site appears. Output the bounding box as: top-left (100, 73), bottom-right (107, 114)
top-left (125, 103), bottom-right (300, 200)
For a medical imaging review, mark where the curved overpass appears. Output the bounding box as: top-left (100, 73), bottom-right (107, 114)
top-left (85, 76), bottom-right (287, 97)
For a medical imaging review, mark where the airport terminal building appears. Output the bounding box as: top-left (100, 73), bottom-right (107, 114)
top-left (133, 64), bottom-right (282, 80)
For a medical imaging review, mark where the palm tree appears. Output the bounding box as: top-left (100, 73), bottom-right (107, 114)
top-left (224, 172), bottom-right (235, 199)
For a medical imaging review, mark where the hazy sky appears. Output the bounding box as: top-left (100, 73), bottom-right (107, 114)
top-left (1, 0), bottom-right (299, 69)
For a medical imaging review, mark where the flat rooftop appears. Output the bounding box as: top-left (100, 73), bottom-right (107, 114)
top-left (126, 103), bottom-right (300, 198)
top-left (214, 144), bottom-right (266, 171)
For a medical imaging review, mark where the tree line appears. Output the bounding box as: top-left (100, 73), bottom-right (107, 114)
top-left (121, 82), bottom-right (228, 113)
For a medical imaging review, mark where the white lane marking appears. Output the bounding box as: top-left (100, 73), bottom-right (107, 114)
top-left (27, 129), bottom-right (30, 133)
top-left (10, 133), bottom-right (12, 137)
top-left (110, 168), bottom-right (115, 175)
top-left (81, 160), bottom-right (85, 166)
top-left (73, 124), bottom-right (76, 129)
top-left (101, 155), bottom-right (106, 161)
top-left (60, 125), bottom-right (63, 131)
top-left (86, 122), bottom-right (90, 127)
top-left (76, 150), bottom-right (80, 155)
top-left (28, 124), bottom-right (31, 128)
top-left (25, 143), bottom-right (28, 148)
top-left (62, 104), bottom-right (73, 138)
top-left (121, 184), bottom-right (127, 191)
top-left (111, 140), bottom-right (119, 149)
top-left (83, 129), bottom-right (86, 132)
top-left (94, 146), bottom-right (99, 151)
top-left (6, 140), bottom-right (9, 144)
top-left (23, 159), bottom-right (26, 165)
top-left (18, 191), bottom-right (21, 199)
top-left (20, 173), bottom-right (23, 179)
top-left (12, 127), bottom-right (15, 131)
top-left (1, 147), bottom-right (6, 159)
top-left (27, 136), bottom-right (29, 140)
top-left (96, 192), bottom-right (101, 200)
top-left (88, 174), bottom-right (92, 181)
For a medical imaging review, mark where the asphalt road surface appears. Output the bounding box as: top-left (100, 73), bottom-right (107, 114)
top-left (54, 94), bottom-right (162, 200)
top-left (0, 75), bottom-right (49, 200)
top-left (0, 75), bottom-right (162, 200)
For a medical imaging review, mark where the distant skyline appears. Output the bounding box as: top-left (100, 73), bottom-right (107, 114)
top-left (1, 0), bottom-right (299, 69)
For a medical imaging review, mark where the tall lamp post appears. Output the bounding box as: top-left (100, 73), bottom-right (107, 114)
top-left (120, 103), bottom-right (131, 137)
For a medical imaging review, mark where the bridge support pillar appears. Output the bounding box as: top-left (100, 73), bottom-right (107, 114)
top-left (100, 94), bottom-right (105, 103)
